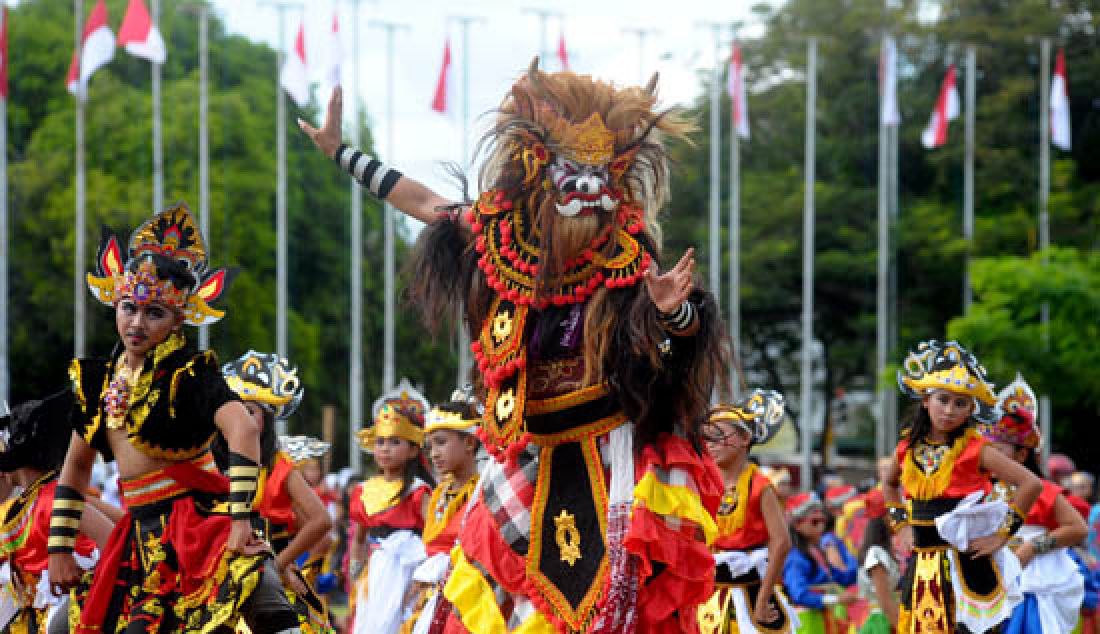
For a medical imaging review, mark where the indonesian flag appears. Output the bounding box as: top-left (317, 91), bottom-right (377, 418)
top-left (280, 21), bottom-right (310, 108)
top-left (321, 12), bottom-right (342, 89)
top-left (0, 7), bottom-right (8, 100)
top-left (117, 0), bottom-right (165, 64)
top-left (879, 35), bottom-right (900, 126)
top-left (557, 31), bottom-right (570, 72)
top-left (66, 0), bottom-right (116, 98)
top-left (727, 43), bottom-right (749, 140)
top-left (431, 38), bottom-right (451, 114)
top-left (921, 64), bottom-right (959, 149)
top-left (1051, 48), bottom-right (1071, 151)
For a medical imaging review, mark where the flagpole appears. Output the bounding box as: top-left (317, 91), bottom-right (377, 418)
top-left (449, 14), bottom-right (485, 388)
top-left (962, 45), bottom-right (975, 313)
top-left (875, 38), bottom-right (888, 460)
top-left (0, 91), bottom-right (7, 405)
top-left (370, 19), bottom-right (409, 392)
top-left (887, 117), bottom-right (899, 452)
top-left (728, 47), bottom-right (741, 395)
top-left (262, 0), bottom-right (303, 435)
top-left (186, 2), bottom-right (211, 351)
top-left (699, 21), bottom-right (723, 313)
top-left (621, 27), bottom-right (658, 85)
top-left (346, 0), bottom-right (364, 474)
top-left (800, 36), bottom-right (817, 491)
top-left (1038, 38), bottom-right (1052, 468)
top-left (521, 8), bottom-right (560, 68)
top-left (151, 0), bottom-right (163, 213)
top-left (74, 0), bottom-right (87, 359)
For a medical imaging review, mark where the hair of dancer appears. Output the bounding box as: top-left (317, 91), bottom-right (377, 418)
top-left (979, 373), bottom-right (1088, 633)
top-left (347, 378), bottom-right (434, 634)
top-left (698, 389), bottom-right (796, 634)
top-left (302, 58), bottom-right (729, 634)
top-left (49, 202), bottom-right (303, 634)
top-left (882, 340), bottom-right (1043, 634)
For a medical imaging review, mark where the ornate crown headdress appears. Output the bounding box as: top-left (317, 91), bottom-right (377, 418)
top-left (425, 385), bottom-right (482, 435)
top-left (222, 351), bottom-right (304, 420)
top-left (86, 202), bottom-right (235, 326)
top-left (897, 339), bottom-right (998, 424)
top-left (357, 378), bottom-right (430, 449)
top-left (708, 389), bottom-right (786, 445)
top-left (979, 372), bottom-right (1040, 449)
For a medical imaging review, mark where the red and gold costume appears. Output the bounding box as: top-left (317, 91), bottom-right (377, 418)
top-left (63, 204), bottom-right (299, 634)
top-left (346, 60), bottom-right (730, 634)
top-left (894, 340), bottom-right (1021, 634)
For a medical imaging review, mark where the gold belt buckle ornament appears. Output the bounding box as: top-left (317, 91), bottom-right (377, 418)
top-left (554, 509), bottom-right (582, 566)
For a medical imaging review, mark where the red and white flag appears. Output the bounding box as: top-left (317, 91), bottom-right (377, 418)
top-left (117, 0), bottom-right (165, 64)
top-left (66, 0), bottom-right (116, 97)
top-left (1, 7), bottom-right (8, 100)
top-left (280, 21), bottom-right (310, 107)
top-left (727, 43), bottom-right (749, 140)
top-left (431, 38), bottom-right (451, 114)
top-left (879, 35), bottom-right (900, 126)
top-left (1050, 48), bottom-right (1071, 151)
top-left (921, 64), bottom-right (959, 149)
top-left (557, 31), bottom-right (570, 72)
top-left (320, 12), bottom-right (342, 89)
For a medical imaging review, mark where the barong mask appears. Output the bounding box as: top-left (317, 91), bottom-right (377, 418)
top-left (86, 203), bottom-right (235, 325)
top-left (223, 351), bottom-right (304, 421)
top-left (897, 339), bottom-right (999, 424)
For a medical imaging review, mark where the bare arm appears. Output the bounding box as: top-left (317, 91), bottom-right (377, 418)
top-left (58, 432), bottom-right (97, 498)
top-left (78, 502), bottom-right (115, 550)
top-left (277, 469), bottom-right (334, 572)
top-left (214, 401), bottom-right (263, 554)
top-left (86, 494), bottom-right (124, 524)
top-left (48, 432), bottom-right (99, 592)
top-left (881, 456), bottom-right (903, 508)
top-left (980, 445), bottom-right (1042, 516)
top-left (869, 563), bottom-right (899, 626)
top-left (758, 486), bottom-right (791, 615)
top-left (299, 87), bottom-right (457, 226)
top-left (1047, 492), bottom-right (1089, 547)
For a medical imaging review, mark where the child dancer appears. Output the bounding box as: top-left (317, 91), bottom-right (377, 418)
top-left (783, 492), bottom-right (859, 634)
top-left (883, 340), bottom-right (1043, 634)
top-left (348, 379), bottom-right (434, 634)
top-left (980, 373), bottom-right (1088, 634)
top-left (698, 389), bottom-right (796, 634)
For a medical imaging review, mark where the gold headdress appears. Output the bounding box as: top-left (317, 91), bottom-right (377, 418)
top-left (897, 339), bottom-right (998, 424)
top-left (86, 203), bottom-right (235, 326)
top-left (222, 351), bottom-right (304, 420)
top-left (708, 389), bottom-right (786, 445)
top-left (425, 386), bottom-right (482, 435)
top-left (357, 378), bottom-right (429, 449)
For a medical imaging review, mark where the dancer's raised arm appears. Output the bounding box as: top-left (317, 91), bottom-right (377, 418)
top-left (299, 87), bottom-right (457, 225)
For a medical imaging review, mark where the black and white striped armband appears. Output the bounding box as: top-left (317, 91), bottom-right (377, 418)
top-left (335, 143), bottom-right (402, 200)
top-left (657, 300), bottom-right (698, 336)
top-left (48, 485), bottom-right (85, 554)
top-left (228, 452), bottom-right (261, 521)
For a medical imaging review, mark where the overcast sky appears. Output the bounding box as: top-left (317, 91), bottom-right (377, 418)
top-left (212, 0), bottom-right (765, 209)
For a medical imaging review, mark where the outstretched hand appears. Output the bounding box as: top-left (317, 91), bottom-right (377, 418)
top-left (298, 86), bottom-right (344, 159)
top-left (645, 248), bottom-right (696, 314)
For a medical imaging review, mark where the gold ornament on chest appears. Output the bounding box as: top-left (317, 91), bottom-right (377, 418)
top-left (554, 509), bottom-right (582, 566)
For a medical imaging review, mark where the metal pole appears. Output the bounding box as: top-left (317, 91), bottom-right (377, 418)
top-left (876, 63), bottom-right (888, 460)
top-left (74, 0), bottom-right (86, 358)
top-left (152, 0), bottom-right (163, 213)
top-left (450, 15), bottom-right (485, 388)
top-left (0, 97), bottom-right (7, 404)
top-left (347, 0), bottom-right (364, 475)
top-left (370, 20), bottom-right (409, 392)
top-left (729, 113), bottom-right (741, 394)
top-left (800, 37), bottom-right (816, 491)
top-left (197, 4), bottom-right (210, 350)
top-left (521, 8), bottom-right (560, 67)
top-left (703, 23), bottom-right (722, 310)
top-left (887, 122), bottom-right (899, 448)
top-left (262, 1), bottom-right (302, 435)
top-left (621, 27), bottom-right (658, 85)
top-left (962, 46), bottom-right (975, 313)
top-left (1038, 38), bottom-right (1052, 468)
